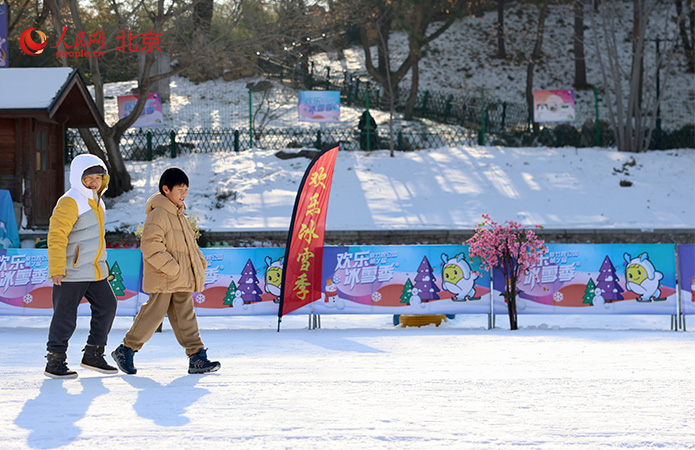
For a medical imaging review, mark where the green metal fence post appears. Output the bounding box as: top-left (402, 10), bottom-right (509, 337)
top-left (234, 129), bottom-right (240, 152)
top-left (147, 131), bottom-right (153, 161)
top-left (248, 88), bottom-right (253, 149)
top-left (480, 88), bottom-right (486, 146)
top-left (422, 91), bottom-right (429, 116)
top-left (655, 37), bottom-right (662, 150)
top-left (316, 129), bottom-right (322, 149)
top-left (501, 102), bottom-right (507, 130)
top-left (365, 90), bottom-right (371, 152)
top-left (170, 130), bottom-right (177, 158)
top-left (444, 95), bottom-right (452, 122)
top-left (397, 130), bottom-right (403, 151)
top-left (594, 87), bottom-right (600, 147)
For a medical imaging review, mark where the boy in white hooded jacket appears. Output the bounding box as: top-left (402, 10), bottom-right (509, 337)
top-left (45, 154), bottom-right (118, 379)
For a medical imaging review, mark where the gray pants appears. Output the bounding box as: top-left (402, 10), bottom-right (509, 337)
top-left (46, 279), bottom-right (118, 353)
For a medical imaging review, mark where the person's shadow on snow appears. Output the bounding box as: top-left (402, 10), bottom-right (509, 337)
top-left (122, 375), bottom-right (212, 426)
top-left (15, 377), bottom-right (109, 449)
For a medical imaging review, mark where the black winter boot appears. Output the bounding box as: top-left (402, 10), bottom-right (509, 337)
top-left (81, 345), bottom-right (118, 374)
top-left (45, 352), bottom-right (78, 379)
top-left (111, 344), bottom-right (137, 375)
top-left (188, 348), bottom-right (221, 374)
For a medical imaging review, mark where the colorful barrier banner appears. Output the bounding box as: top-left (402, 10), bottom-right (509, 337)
top-left (492, 244), bottom-right (678, 315)
top-left (117, 93), bottom-right (164, 128)
top-left (533, 89), bottom-right (575, 122)
top-left (3, 244), bottom-right (688, 318)
top-left (678, 245), bottom-right (695, 315)
top-left (298, 91), bottom-right (340, 123)
top-left (0, 249), bottom-right (141, 316)
top-left (318, 245), bottom-right (491, 315)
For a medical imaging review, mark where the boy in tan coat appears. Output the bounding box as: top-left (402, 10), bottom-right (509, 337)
top-left (111, 167), bottom-right (220, 374)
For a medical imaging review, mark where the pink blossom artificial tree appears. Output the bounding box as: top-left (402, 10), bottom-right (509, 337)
top-left (466, 214), bottom-right (548, 330)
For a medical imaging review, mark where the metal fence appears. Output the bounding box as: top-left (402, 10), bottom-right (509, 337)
top-left (65, 126), bottom-right (480, 161)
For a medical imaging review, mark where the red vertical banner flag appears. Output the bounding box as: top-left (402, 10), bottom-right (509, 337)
top-left (278, 145), bottom-right (339, 328)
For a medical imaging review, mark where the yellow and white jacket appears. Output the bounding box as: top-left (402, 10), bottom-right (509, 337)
top-left (48, 154), bottom-right (110, 282)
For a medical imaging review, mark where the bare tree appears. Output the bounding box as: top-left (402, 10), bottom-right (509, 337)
top-left (675, 0), bottom-right (694, 73)
top-left (525, 0), bottom-right (550, 134)
top-left (375, 11), bottom-right (395, 156)
top-left (249, 82), bottom-right (296, 138)
top-left (573, 0), bottom-right (590, 88)
top-left (494, 0), bottom-right (506, 59)
top-left (590, 0), bottom-right (678, 152)
top-left (355, 0), bottom-right (472, 120)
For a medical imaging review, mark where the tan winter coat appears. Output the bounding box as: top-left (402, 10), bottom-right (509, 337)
top-left (140, 193), bottom-right (207, 294)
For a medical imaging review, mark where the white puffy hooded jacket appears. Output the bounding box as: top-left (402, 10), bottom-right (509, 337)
top-left (47, 154), bottom-right (110, 282)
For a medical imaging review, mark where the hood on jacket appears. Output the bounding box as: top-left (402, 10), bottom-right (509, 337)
top-left (145, 192), bottom-right (186, 215)
top-left (69, 154), bottom-right (110, 199)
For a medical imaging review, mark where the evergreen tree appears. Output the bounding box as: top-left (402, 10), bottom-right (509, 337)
top-left (583, 278), bottom-right (596, 305)
top-left (223, 280), bottom-right (238, 306)
top-left (238, 259), bottom-right (263, 303)
top-left (108, 261), bottom-right (126, 296)
top-left (400, 278), bottom-right (414, 305)
top-left (596, 256), bottom-right (624, 302)
top-left (414, 256), bottom-right (440, 302)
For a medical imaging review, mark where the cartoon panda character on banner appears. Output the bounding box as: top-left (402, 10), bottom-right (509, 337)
top-left (623, 252), bottom-right (664, 302)
top-left (264, 256), bottom-right (283, 303)
top-left (441, 253), bottom-right (479, 301)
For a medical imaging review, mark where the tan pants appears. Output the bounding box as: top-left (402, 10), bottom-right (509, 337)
top-left (123, 292), bottom-right (204, 357)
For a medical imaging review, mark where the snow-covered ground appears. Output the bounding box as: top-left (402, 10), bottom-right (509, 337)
top-left (2, 313), bottom-right (694, 450)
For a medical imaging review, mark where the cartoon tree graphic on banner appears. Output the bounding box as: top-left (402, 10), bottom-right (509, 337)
top-left (414, 256), bottom-right (440, 302)
top-left (238, 259), bottom-right (263, 304)
top-left (583, 278), bottom-right (597, 305)
top-left (596, 256), bottom-right (624, 302)
top-left (222, 280), bottom-right (238, 306)
top-left (400, 278), bottom-right (414, 305)
top-left (108, 261), bottom-right (126, 296)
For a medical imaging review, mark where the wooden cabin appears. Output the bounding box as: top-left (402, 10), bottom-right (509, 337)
top-left (0, 68), bottom-right (103, 228)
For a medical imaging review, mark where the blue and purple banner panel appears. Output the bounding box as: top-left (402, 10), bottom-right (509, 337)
top-left (298, 91), bottom-right (340, 123)
top-left (186, 247), bottom-right (285, 316)
top-left (492, 244), bottom-right (678, 315)
top-left (317, 245), bottom-right (491, 315)
top-left (0, 249), bottom-right (141, 316)
top-left (0, 5), bottom-right (8, 68)
top-left (678, 245), bottom-right (695, 315)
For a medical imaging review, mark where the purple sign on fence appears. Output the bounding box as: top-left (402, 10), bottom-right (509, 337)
top-left (678, 245), bottom-right (695, 315)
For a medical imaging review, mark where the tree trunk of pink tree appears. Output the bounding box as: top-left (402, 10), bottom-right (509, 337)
top-left (505, 276), bottom-right (519, 330)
